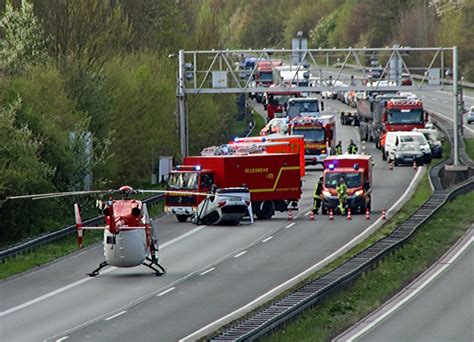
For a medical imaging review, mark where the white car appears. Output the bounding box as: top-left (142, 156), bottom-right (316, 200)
top-left (384, 131), bottom-right (432, 163)
top-left (467, 106), bottom-right (474, 124)
top-left (192, 188), bottom-right (252, 226)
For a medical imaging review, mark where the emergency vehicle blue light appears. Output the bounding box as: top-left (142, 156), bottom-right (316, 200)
top-left (176, 165), bottom-right (181, 170)
top-left (328, 163), bottom-right (335, 170)
top-left (234, 137), bottom-right (239, 142)
top-left (194, 165), bottom-right (202, 171)
top-left (262, 138), bottom-right (267, 142)
top-left (353, 163), bottom-right (359, 170)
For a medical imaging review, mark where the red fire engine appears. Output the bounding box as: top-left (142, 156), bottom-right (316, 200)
top-left (251, 60), bottom-right (283, 103)
top-left (289, 115), bottom-right (336, 166)
top-left (164, 153), bottom-right (301, 222)
top-left (263, 84), bottom-right (301, 121)
top-left (321, 155), bottom-right (373, 214)
top-left (231, 135), bottom-right (305, 177)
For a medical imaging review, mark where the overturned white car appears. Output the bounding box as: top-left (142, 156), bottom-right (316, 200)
top-left (192, 187), bottom-right (252, 226)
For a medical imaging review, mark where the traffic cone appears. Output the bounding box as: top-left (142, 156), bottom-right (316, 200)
top-left (329, 208), bottom-right (334, 221)
top-left (365, 208), bottom-right (370, 220)
top-left (381, 209), bottom-right (387, 220)
top-left (347, 208), bottom-right (352, 220)
top-left (310, 209), bottom-right (315, 221)
top-left (413, 160), bottom-right (417, 170)
top-left (288, 209), bottom-right (293, 221)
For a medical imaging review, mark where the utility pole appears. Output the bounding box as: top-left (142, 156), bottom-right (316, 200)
top-left (178, 50), bottom-right (188, 158)
top-left (452, 46), bottom-right (459, 166)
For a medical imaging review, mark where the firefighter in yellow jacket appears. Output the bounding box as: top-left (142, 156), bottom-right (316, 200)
top-left (336, 175), bottom-right (348, 215)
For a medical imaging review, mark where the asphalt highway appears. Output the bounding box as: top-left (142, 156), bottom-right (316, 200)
top-left (0, 98), bottom-right (421, 342)
top-left (322, 68), bottom-right (474, 137)
top-left (352, 234), bottom-right (474, 342)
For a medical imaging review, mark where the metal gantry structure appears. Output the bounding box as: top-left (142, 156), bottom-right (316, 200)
top-left (176, 46), bottom-right (461, 165)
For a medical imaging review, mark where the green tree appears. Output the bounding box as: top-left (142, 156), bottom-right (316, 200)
top-left (0, 97), bottom-right (57, 243)
top-left (34, 0), bottom-right (132, 70)
top-left (0, 96), bottom-right (53, 196)
top-left (100, 53), bottom-right (178, 184)
top-left (4, 64), bottom-right (91, 190)
top-left (0, 0), bottom-right (49, 74)
top-left (310, 11), bottom-right (338, 48)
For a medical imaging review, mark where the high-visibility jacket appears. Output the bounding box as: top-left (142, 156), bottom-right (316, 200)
top-left (336, 182), bottom-right (348, 198)
top-left (335, 144), bottom-right (342, 155)
top-left (347, 143), bottom-right (358, 154)
top-left (313, 180), bottom-right (323, 198)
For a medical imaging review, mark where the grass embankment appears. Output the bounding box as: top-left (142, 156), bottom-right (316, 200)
top-left (265, 191), bottom-right (473, 341)
top-left (464, 138), bottom-right (474, 160)
top-left (265, 165), bottom-right (473, 341)
top-left (0, 231), bottom-right (103, 280)
top-left (251, 109), bottom-right (266, 136)
top-left (230, 119), bottom-right (248, 138)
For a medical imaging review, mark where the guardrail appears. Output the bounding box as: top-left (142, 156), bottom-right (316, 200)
top-left (210, 125), bottom-right (473, 340)
top-left (0, 194), bottom-right (164, 263)
top-left (429, 111), bottom-right (474, 169)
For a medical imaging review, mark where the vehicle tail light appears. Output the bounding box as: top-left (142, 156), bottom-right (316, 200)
top-left (354, 190), bottom-right (364, 196)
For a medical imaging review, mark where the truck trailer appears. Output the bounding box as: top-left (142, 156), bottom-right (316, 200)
top-left (357, 93), bottom-right (427, 147)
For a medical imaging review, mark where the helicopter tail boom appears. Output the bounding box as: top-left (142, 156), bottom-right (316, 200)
top-left (74, 203), bottom-right (84, 248)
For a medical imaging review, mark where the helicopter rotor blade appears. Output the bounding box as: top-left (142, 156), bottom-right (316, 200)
top-left (136, 189), bottom-right (247, 199)
top-left (7, 190), bottom-right (108, 202)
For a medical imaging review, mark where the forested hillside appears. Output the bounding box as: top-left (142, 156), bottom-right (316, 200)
top-left (0, 0), bottom-right (472, 243)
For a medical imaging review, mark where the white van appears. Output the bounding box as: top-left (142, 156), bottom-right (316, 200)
top-left (384, 131), bottom-right (432, 163)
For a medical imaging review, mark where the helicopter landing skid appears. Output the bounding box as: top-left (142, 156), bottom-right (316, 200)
top-left (143, 257), bottom-right (166, 276)
top-left (87, 261), bottom-right (109, 277)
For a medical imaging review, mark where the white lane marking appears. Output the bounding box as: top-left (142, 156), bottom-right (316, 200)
top-left (0, 267), bottom-right (113, 318)
top-left (234, 251), bottom-right (247, 258)
top-left (0, 225), bottom-right (207, 317)
top-left (180, 167), bottom-right (424, 341)
top-left (345, 236), bottom-right (473, 341)
top-left (285, 223), bottom-right (296, 229)
top-left (55, 337), bottom-right (69, 342)
top-left (305, 211), bottom-right (311, 216)
top-left (443, 100), bottom-right (448, 104)
top-left (156, 287), bottom-right (176, 297)
top-left (104, 310), bottom-right (127, 321)
top-left (199, 268), bottom-right (215, 276)
top-left (262, 236), bottom-right (273, 243)
top-left (161, 225), bottom-right (207, 249)
top-left (432, 97), bottom-right (438, 101)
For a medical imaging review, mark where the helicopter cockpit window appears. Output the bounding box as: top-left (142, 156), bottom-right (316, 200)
top-left (168, 172), bottom-right (198, 190)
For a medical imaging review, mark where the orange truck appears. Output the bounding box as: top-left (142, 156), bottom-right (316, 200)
top-left (320, 155), bottom-right (373, 214)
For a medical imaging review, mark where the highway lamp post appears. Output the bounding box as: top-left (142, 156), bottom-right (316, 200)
top-left (452, 46), bottom-right (459, 166)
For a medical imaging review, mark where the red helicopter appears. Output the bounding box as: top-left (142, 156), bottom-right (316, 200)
top-left (3, 186), bottom-right (211, 277)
